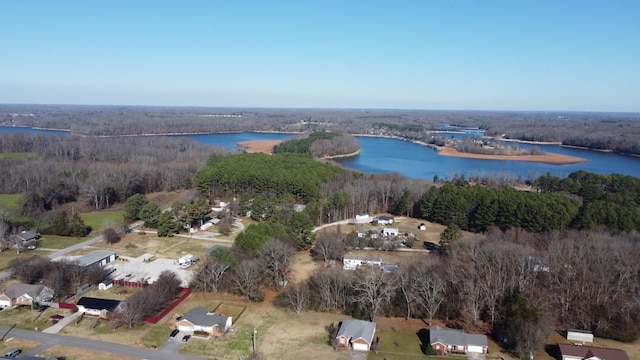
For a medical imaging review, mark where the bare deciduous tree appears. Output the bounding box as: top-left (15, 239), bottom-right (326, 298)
top-left (351, 267), bottom-right (398, 321)
top-left (259, 239), bottom-right (296, 288)
top-left (311, 232), bottom-right (344, 262)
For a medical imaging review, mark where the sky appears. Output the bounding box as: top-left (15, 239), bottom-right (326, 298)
top-left (1, 1), bottom-right (639, 112)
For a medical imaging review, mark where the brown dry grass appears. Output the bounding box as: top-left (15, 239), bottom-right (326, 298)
top-left (289, 251), bottom-right (319, 284)
top-left (236, 140), bottom-right (282, 154)
top-left (438, 147), bottom-right (587, 165)
top-left (42, 345), bottom-right (138, 360)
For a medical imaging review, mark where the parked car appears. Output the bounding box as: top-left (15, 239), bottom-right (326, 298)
top-left (49, 314), bottom-right (65, 323)
top-left (27, 245), bottom-right (36, 250)
top-left (37, 305), bottom-right (50, 312)
top-left (181, 334), bottom-right (191, 342)
top-left (170, 329), bottom-right (179, 338)
top-left (4, 348), bottom-right (21, 358)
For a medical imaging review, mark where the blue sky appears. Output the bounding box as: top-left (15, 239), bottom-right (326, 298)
top-left (1, 1), bottom-right (639, 111)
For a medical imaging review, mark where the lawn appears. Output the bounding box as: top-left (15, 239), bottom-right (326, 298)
top-left (0, 250), bottom-right (45, 272)
top-left (0, 152), bottom-right (33, 159)
top-left (88, 232), bottom-right (213, 260)
top-left (0, 338), bottom-right (40, 357)
top-left (37, 235), bottom-right (87, 249)
top-left (80, 209), bottom-right (124, 233)
top-left (0, 306), bottom-right (67, 331)
top-left (0, 193), bottom-right (22, 213)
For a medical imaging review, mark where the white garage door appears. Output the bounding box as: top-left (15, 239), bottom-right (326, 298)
top-left (177, 324), bottom-right (192, 332)
top-left (0, 300), bottom-right (11, 308)
top-left (467, 345), bottom-right (484, 353)
top-left (352, 343), bottom-right (369, 351)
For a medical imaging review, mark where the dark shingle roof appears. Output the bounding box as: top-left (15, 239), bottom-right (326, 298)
top-left (182, 306), bottom-right (229, 327)
top-left (77, 297), bottom-right (121, 312)
top-left (558, 344), bottom-right (629, 360)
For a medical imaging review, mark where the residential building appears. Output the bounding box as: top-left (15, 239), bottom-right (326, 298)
top-left (336, 319), bottom-right (376, 351)
top-left (176, 306), bottom-right (232, 337)
top-left (429, 325), bottom-right (488, 355)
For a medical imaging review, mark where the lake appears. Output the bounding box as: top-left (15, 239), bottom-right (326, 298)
top-left (1, 126), bottom-right (639, 181)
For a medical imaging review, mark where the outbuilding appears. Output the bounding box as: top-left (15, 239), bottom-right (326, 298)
top-left (566, 329), bottom-right (594, 344)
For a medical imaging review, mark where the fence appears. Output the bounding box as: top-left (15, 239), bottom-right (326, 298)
top-left (58, 302), bottom-right (78, 311)
top-left (143, 287), bottom-right (191, 324)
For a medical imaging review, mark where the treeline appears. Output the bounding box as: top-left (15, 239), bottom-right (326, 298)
top-left (191, 228), bottom-right (640, 358)
top-left (194, 153), bottom-right (345, 203)
top-left (534, 171), bottom-right (640, 231)
top-left (0, 133), bottom-right (233, 221)
top-left (273, 132), bottom-right (360, 158)
top-left (4, 104), bottom-right (639, 155)
top-left (419, 179), bottom-right (640, 233)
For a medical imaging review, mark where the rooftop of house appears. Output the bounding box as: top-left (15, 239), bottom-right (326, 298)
top-left (2, 283), bottom-right (44, 299)
top-left (343, 254), bottom-right (382, 262)
top-left (181, 306), bottom-right (230, 327)
top-left (337, 319), bottom-right (376, 344)
top-left (76, 297), bottom-right (121, 312)
top-left (75, 250), bottom-right (116, 267)
top-left (429, 326), bottom-right (488, 347)
top-left (558, 344), bottom-right (629, 360)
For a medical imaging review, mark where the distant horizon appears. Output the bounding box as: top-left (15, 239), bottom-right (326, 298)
top-left (2, 102), bottom-right (640, 116)
top-left (2, 1), bottom-right (639, 113)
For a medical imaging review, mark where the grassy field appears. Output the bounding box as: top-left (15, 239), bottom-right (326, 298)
top-left (80, 209), bottom-right (124, 233)
top-left (0, 193), bottom-right (22, 213)
top-left (37, 235), bottom-right (87, 249)
top-left (0, 152), bottom-right (33, 159)
top-left (0, 306), bottom-right (66, 331)
top-left (86, 232), bottom-right (213, 260)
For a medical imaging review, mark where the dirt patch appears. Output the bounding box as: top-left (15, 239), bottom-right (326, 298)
top-left (438, 147), bottom-right (587, 165)
top-left (236, 140), bottom-right (282, 154)
top-left (42, 345), bottom-right (138, 360)
top-left (290, 251), bottom-right (319, 284)
top-left (259, 311), bottom-right (349, 360)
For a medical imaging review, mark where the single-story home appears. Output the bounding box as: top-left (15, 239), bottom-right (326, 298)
top-left (76, 297), bottom-right (123, 319)
top-left (336, 319), bottom-right (376, 351)
top-left (382, 227), bottom-right (399, 237)
top-left (356, 230), bottom-right (379, 238)
top-left (176, 306), bottom-right (232, 337)
top-left (566, 329), bottom-right (593, 344)
top-left (354, 213), bottom-right (372, 224)
top-left (558, 343), bottom-right (629, 360)
top-left (375, 216), bottom-right (394, 225)
top-left (429, 325), bottom-right (488, 355)
top-left (0, 284), bottom-right (53, 308)
top-left (7, 230), bottom-right (40, 248)
top-left (343, 254), bottom-right (383, 270)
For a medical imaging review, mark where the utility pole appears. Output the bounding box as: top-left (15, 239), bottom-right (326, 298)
top-left (252, 327), bottom-right (257, 355)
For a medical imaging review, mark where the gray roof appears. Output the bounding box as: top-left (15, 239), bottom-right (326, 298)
top-left (182, 306), bottom-right (230, 327)
top-left (76, 250), bottom-right (116, 267)
top-left (16, 230), bottom-right (39, 241)
top-left (336, 319), bottom-right (376, 344)
top-left (429, 326), bottom-right (487, 347)
top-left (2, 283), bottom-right (44, 299)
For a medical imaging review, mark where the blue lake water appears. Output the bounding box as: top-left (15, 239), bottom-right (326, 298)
top-left (1, 126), bottom-right (639, 181)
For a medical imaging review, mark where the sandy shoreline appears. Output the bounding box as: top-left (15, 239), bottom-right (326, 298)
top-left (237, 139), bottom-right (588, 165)
top-left (437, 147), bottom-right (587, 165)
top-left (236, 140), bottom-right (282, 154)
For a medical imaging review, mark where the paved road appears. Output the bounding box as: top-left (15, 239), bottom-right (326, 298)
top-left (0, 326), bottom-right (204, 360)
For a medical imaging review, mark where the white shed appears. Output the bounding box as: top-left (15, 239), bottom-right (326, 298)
top-left (566, 329), bottom-right (593, 344)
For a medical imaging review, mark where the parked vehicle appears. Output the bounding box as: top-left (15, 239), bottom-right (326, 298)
top-left (170, 329), bottom-right (179, 337)
top-left (181, 334), bottom-right (191, 342)
top-left (4, 349), bottom-right (21, 358)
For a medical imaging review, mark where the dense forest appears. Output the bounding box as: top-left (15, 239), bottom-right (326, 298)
top-left (273, 131), bottom-right (360, 157)
top-left (2, 104), bottom-right (639, 155)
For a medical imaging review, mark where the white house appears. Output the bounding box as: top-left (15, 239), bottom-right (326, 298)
top-left (354, 213), bottom-right (372, 224)
top-left (566, 329), bottom-right (594, 344)
top-left (356, 230), bottom-right (379, 238)
top-left (211, 201), bottom-right (228, 213)
top-left (343, 254), bottom-right (383, 270)
top-left (375, 216), bottom-right (394, 225)
top-left (382, 227), bottom-right (399, 237)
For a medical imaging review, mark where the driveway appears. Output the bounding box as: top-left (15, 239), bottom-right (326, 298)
top-left (0, 326), bottom-right (203, 360)
top-left (42, 311), bottom-right (82, 334)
